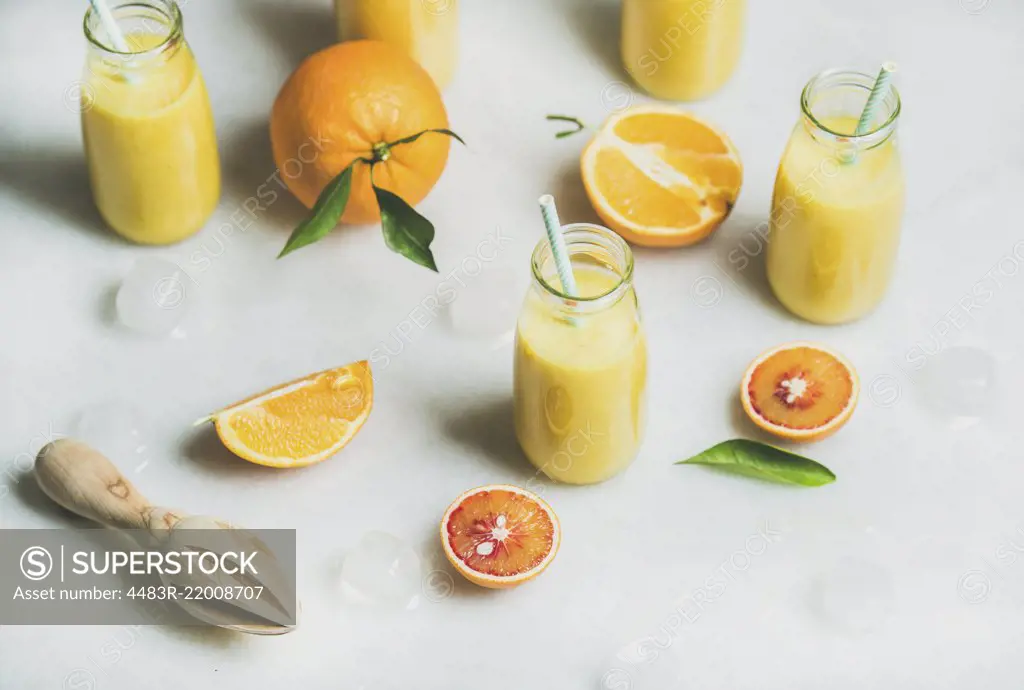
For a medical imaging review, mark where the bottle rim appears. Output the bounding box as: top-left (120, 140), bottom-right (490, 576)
top-left (800, 68), bottom-right (901, 149)
top-left (530, 223), bottom-right (634, 313)
top-left (83, 0), bottom-right (183, 57)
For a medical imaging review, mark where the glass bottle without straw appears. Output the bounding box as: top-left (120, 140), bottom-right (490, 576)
top-left (335, 0), bottom-right (459, 89)
top-left (621, 0), bottom-right (747, 101)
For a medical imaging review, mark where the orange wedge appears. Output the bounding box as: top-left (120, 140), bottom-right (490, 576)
top-left (205, 362), bottom-right (373, 468)
top-left (581, 105), bottom-right (742, 247)
top-left (441, 485), bottom-right (560, 589)
top-left (740, 343), bottom-right (858, 443)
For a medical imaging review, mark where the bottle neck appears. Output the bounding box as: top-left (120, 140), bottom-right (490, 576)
top-left (530, 224), bottom-right (634, 315)
top-left (800, 69), bottom-right (901, 151)
top-left (84, 0), bottom-right (183, 68)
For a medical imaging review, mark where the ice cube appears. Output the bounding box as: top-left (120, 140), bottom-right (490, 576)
top-left (73, 402), bottom-right (152, 471)
top-left (446, 262), bottom-right (522, 343)
top-left (116, 257), bottom-right (190, 336)
top-left (598, 638), bottom-right (683, 690)
top-left (339, 532), bottom-right (422, 609)
top-left (809, 558), bottom-right (894, 633)
top-left (916, 346), bottom-right (996, 426)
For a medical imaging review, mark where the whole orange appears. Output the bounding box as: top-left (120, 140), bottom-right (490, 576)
top-left (270, 40), bottom-right (451, 225)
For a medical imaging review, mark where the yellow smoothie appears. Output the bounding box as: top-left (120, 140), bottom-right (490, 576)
top-left (767, 115), bottom-right (904, 324)
top-left (514, 252), bottom-right (647, 485)
top-left (82, 31), bottom-right (220, 245)
top-left (335, 0), bottom-right (458, 88)
top-left (622, 0), bottom-right (746, 101)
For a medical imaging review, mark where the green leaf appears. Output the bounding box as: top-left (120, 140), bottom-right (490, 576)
top-left (278, 162), bottom-right (356, 258)
top-left (676, 439), bottom-right (836, 487)
top-left (373, 184), bottom-right (438, 272)
top-left (387, 128), bottom-right (466, 149)
top-left (546, 114), bottom-right (586, 139)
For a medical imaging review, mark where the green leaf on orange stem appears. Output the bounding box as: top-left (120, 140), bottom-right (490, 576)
top-left (387, 128), bottom-right (466, 149)
top-left (277, 161), bottom-right (355, 258)
top-left (373, 184), bottom-right (438, 272)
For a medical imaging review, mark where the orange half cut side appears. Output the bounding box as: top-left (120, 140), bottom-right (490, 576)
top-left (581, 105), bottom-right (743, 247)
top-left (740, 343), bottom-right (858, 442)
top-left (441, 485), bottom-right (560, 589)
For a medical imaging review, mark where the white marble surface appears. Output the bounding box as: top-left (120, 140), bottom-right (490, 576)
top-left (2, 0), bottom-right (1024, 688)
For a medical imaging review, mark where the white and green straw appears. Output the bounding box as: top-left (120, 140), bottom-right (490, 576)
top-left (855, 62), bottom-right (897, 136)
top-left (538, 195), bottom-right (577, 298)
top-left (88, 0), bottom-right (131, 53)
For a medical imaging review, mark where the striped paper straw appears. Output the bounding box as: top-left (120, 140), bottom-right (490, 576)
top-left (855, 63), bottom-right (897, 136)
top-left (538, 195), bottom-right (578, 297)
top-left (88, 0), bottom-right (131, 52)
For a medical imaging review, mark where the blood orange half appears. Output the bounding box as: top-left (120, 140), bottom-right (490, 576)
top-left (740, 342), bottom-right (859, 442)
top-left (440, 485), bottom-right (560, 589)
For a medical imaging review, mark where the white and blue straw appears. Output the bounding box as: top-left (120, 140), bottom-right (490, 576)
top-left (855, 62), bottom-right (897, 136)
top-left (538, 195), bottom-right (577, 298)
top-left (88, 0), bottom-right (131, 53)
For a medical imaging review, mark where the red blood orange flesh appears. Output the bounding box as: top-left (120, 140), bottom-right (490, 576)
top-left (741, 342), bottom-right (858, 442)
top-left (440, 485), bottom-right (560, 589)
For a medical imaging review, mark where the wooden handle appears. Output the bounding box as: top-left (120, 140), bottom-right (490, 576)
top-left (35, 439), bottom-right (154, 531)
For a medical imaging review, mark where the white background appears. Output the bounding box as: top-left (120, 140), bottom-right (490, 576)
top-left (2, 0), bottom-right (1024, 688)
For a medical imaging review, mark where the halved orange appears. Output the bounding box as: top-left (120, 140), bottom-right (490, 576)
top-left (441, 485), bottom-right (560, 589)
top-left (202, 362), bottom-right (373, 468)
top-left (581, 105), bottom-right (743, 247)
top-left (741, 343), bottom-right (858, 442)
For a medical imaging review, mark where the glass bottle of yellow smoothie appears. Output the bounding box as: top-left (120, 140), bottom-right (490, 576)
top-left (766, 69), bottom-right (904, 324)
top-left (81, 0), bottom-right (220, 245)
top-left (622, 0), bottom-right (746, 101)
top-left (335, 0), bottom-right (458, 88)
top-left (514, 224), bottom-right (647, 485)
